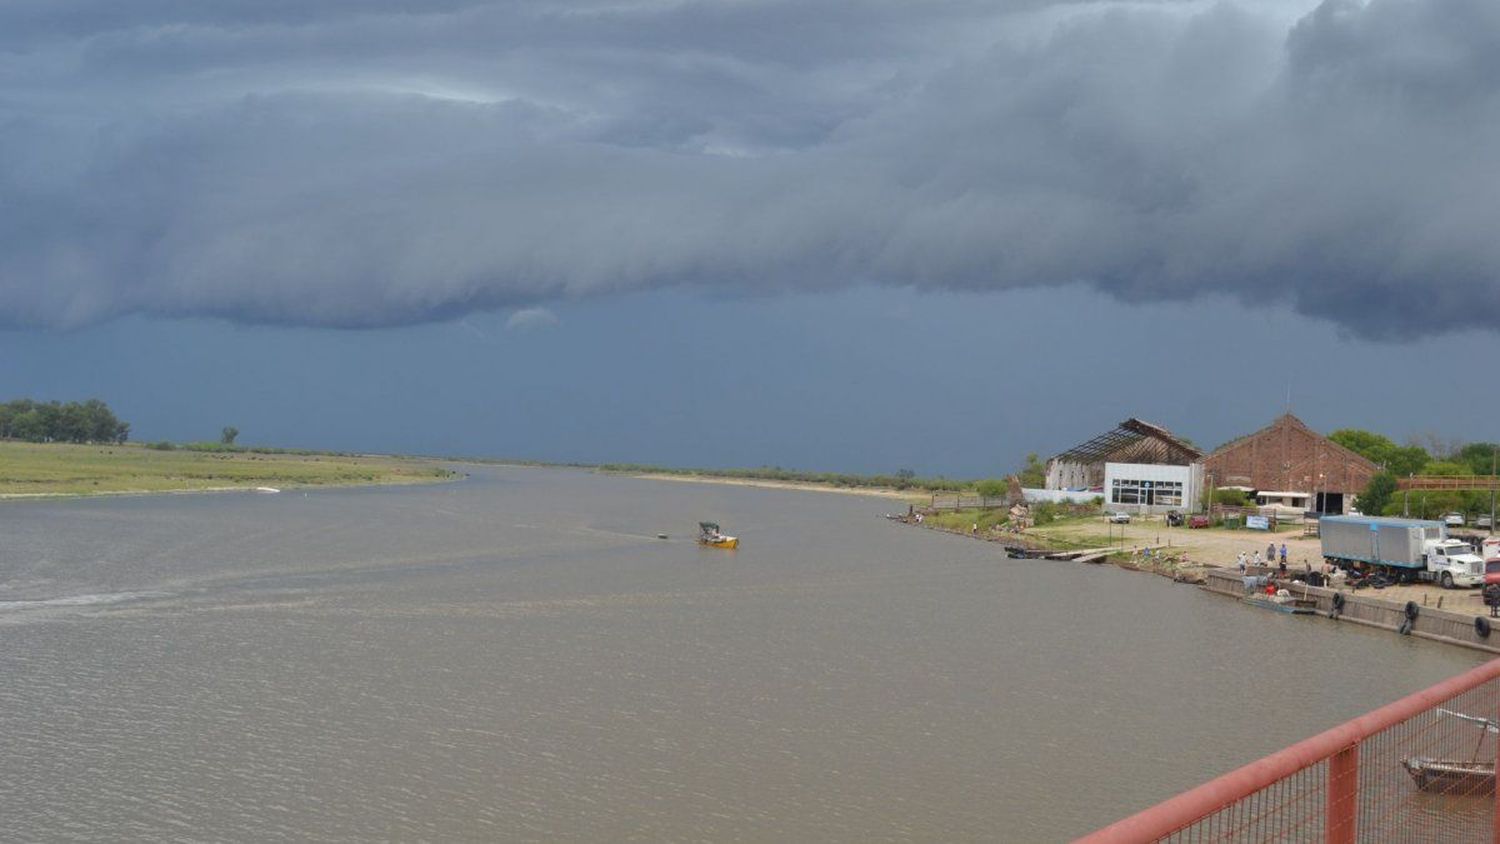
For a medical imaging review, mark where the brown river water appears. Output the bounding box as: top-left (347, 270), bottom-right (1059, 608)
top-left (0, 466), bottom-right (1487, 841)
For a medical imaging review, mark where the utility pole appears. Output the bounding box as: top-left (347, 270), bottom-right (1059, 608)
top-left (1490, 450), bottom-right (1496, 536)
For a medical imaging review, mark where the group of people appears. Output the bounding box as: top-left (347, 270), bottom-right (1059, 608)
top-left (1237, 542), bottom-right (1290, 574)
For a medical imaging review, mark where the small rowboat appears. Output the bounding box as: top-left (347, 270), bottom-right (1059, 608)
top-left (1401, 709), bottom-right (1499, 794)
top-left (1402, 757), bottom-right (1496, 793)
top-left (698, 521), bottom-right (739, 550)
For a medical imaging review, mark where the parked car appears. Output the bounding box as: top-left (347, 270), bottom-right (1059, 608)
top-left (1478, 515), bottom-right (1494, 529)
top-left (1165, 510), bottom-right (1184, 527)
top-left (1106, 511), bottom-right (1131, 524)
top-left (1444, 512), bottom-right (1466, 527)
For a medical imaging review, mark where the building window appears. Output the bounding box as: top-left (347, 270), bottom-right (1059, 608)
top-left (1110, 478), bottom-right (1183, 506)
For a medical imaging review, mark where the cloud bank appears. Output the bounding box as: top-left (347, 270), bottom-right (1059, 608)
top-left (2, 0), bottom-right (1498, 335)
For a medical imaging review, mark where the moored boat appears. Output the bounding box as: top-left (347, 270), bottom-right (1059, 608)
top-left (698, 521), bottom-right (739, 549)
top-left (1401, 757), bottom-right (1496, 793)
top-left (1241, 592), bottom-right (1318, 614)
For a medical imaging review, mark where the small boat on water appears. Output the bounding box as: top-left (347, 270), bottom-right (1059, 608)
top-left (1401, 709), bottom-right (1498, 794)
top-left (1402, 757), bottom-right (1496, 793)
top-left (698, 521), bottom-right (739, 550)
top-left (1242, 591), bottom-right (1319, 614)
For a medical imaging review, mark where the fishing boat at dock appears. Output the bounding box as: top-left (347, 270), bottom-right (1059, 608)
top-left (1241, 591), bottom-right (1319, 614)
top-left (698, 522), bottom-right (739, 549)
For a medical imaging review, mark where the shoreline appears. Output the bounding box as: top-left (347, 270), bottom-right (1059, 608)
top-left (619, 471), bottom-right (925, 500)
top-left (0, 441), bottom-right (462, 502)
top-left (0, 473), bottom-right (460, 503)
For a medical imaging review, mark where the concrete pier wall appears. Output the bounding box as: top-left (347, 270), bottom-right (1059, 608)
top-left (1202, 568), bottom-right (1500, 655)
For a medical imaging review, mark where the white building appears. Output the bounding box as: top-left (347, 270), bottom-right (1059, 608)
top-left (1043, 418), bottom-right (1206, 514)
top-left (1104, 462), bottom-right (1205, 515)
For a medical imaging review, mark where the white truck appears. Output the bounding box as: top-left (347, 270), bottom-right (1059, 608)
top-left (1320, 515), bottom-right (1484, 589)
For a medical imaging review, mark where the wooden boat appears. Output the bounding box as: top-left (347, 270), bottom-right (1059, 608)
top-left (1402, 757), bottom-right (1496, 793)
top-left (698, 522), bottom-right (739, 550)
top-left (1241, 594), bottom-right (1319, 614)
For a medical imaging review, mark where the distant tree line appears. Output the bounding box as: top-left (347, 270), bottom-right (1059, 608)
top-left (0, 398), bottom-right (129, 444)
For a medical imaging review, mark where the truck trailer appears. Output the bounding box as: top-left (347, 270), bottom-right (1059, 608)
top-left (1320, 515), bottom-right (1483, 588)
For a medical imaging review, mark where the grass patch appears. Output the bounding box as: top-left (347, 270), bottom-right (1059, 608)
top-left (924, 508), bottom-right (1011, 532)
top-left (0, 441), bottom-right (457, 497)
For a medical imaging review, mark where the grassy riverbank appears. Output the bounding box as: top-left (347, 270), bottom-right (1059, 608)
top-left (0, 441), bottom-right (456, 497)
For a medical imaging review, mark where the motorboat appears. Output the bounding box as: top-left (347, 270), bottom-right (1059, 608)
top-left (698, 522), bottom-right (739, 549)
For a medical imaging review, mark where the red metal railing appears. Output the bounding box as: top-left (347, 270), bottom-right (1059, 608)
top-left (1078, 659), bottom-right (1500, 842)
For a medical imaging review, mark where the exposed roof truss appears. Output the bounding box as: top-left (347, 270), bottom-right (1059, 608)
top-left (1051, 418), bottom-right (1203, 466)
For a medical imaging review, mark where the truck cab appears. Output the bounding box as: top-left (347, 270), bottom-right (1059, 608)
top-left (1483, 539), bottom-right (1500, 588)
top-left (1425, 539), bottom-right (1484, 588)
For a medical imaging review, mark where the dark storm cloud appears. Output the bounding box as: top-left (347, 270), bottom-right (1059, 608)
top-left (1, 0), bottom-right (1496, 333)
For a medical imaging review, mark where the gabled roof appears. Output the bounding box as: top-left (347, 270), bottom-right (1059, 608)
top-left (1051, 418), bottom-right (1203, 465)
top-left (1207, 414), bottom-right (1378, 470)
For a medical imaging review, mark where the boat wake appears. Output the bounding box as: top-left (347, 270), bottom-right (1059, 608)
top-left (0, 590), bottom-right (174, 619)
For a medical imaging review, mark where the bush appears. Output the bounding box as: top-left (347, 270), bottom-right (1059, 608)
top-left (1032, 501), bottom-right (1059, 525)
top-left (147, 440), bottom-right (176, 450)
top-left (975, 478), bottom-right (1008, 499)
top-left (1213, 489), bottom-right (1252, 507)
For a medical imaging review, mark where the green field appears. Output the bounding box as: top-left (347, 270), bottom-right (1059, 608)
top-left (0, 441), bottom-right (457, 497)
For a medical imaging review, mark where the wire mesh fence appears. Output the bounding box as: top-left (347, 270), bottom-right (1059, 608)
top-left (1079, 660), bottom-right (1500, 843)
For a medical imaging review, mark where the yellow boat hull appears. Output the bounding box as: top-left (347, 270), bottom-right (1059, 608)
top-left (700, 537), bottom-right (739, 549)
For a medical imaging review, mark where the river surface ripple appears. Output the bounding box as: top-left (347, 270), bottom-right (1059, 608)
top-left (0, 467), bottom-right (1485, 841)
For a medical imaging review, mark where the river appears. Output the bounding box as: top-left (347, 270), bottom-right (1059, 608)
top-left (0, 466), bottom-right (1486, 840)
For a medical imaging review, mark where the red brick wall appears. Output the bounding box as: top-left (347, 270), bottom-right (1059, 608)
top-left (1204, 415), bottom-right (1378, 494)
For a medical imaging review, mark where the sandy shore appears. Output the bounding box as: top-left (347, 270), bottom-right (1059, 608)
top-left (623, 472), bottom-right (924, 500)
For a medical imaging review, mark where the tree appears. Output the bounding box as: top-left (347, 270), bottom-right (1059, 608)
top-left (221, 426), bottom-right (240, 446)
top-left (1387, 446), bottom-right (1431, 477)
top-left (1457, 442), bottom-right (1500, 476)
top-left (1330, 428), bottom-right (1398, 465)
top-left (1329, 428), bottom-right (1431, 476)
top-left (1357, 472), bottom-right (1397, 516)
top-left (975, 478), bottom-right (1007, 499)
top-left (1016, 453), bottom-right (1046, 488)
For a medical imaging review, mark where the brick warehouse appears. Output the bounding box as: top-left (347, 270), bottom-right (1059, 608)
top-left (1203, 413), bottom-right (1379, 515)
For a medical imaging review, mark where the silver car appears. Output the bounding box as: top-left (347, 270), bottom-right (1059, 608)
top-left (1106, 511), bottom-right (1131, 524)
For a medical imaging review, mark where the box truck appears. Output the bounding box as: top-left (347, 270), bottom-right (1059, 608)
top-left (1320, 515), bottom-right (1483, 589)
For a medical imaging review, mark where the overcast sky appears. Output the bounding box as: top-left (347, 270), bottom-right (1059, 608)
top-left (3, 0), bottom-right (1498, 475)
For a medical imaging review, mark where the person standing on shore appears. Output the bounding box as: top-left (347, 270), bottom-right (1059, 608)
top-left (1237, 551), bottom-right (1247, 572)
top-left (1279, 543), bottom-right (1288, 565)
top-left (1253, 550), bottom-right (1263, 566)
top-left (1267, 541), bottom-right (1276, 562)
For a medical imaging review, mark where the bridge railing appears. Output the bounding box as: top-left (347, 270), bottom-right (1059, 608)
top-left (1077, 659), bottom-right (1500, 843)
top-left (1397, 475), bottom-right (1500, 491)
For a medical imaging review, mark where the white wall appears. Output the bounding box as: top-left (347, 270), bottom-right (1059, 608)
top-left (1022, 488), bottom-right (1100, 505)
top-left (1103, 462), bottom-right (1204, 514)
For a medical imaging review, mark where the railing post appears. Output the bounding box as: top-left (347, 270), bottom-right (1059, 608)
top-left (1494, 701), bottom-right (1500, 844)
top-left (1327, 744), bottom-right (1358, 844)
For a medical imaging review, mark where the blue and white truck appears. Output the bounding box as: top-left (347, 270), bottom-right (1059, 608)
top-left (1320, 515), bottom-right (1484, 589)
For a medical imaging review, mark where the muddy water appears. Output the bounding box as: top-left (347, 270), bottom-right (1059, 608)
top-left (0, 467), bottom-right (1485, 840)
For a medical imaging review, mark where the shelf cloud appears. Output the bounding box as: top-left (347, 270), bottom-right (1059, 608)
top-left (2, 0), bottom-right (1497, 336)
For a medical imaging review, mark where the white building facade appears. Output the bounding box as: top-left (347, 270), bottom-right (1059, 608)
top-left (1104, 461), bottom-right (1204, 515)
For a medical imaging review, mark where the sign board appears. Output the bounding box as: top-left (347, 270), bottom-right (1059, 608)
top-left (1246, 515), bottom-right (1270, 531)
